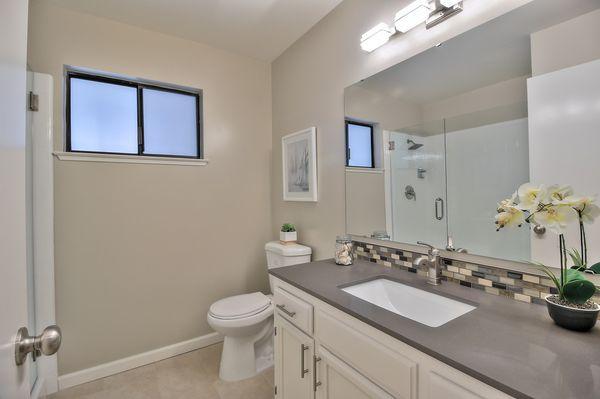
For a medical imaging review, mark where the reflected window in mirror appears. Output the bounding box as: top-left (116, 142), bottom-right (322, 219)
top-left (346, 121), bottom-right (374, 168)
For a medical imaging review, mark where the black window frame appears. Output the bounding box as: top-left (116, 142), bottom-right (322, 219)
top-left (345, 120), bottom-right (374, 168)
top-left (65, 70), bottom-right (203, 159)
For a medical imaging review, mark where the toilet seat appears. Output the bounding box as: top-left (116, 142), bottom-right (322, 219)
top-left (209, 292), bottom-right (271, 320)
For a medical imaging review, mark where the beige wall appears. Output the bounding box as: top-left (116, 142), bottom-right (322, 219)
top-left (345, 170), bottom-right (386, 236)
top-left (27, 1), bottom-right (272, 374)
top-left (531, 9), bottom-right (600, 76)
top-left (422, 76), bottom-right (528, 122)
top-left (271, 0), bottom-right (533, 260)
top-left (345, 85), bottom-right (422, 132)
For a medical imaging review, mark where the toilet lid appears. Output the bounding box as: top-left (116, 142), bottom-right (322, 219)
top-left (209, 292), bottom-right (271, 320)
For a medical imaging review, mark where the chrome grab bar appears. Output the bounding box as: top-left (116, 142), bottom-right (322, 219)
top-left (276, 304), bottom-right (296, 318)
top-left (435, 197), bottom-right (444, 220)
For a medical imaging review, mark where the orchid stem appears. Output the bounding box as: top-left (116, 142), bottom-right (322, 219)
top-left (559, 234), bottom-right (566, 296)
top-left (580, 222), bottom-right (587, 268)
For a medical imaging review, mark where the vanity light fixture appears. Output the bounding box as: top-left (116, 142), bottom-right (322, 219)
top-left (360, 0), bottom-right (464, 52)
top-left (426, 0), bottom-right (463, 29)
top-left (439, 0), bottom-right (461, 7)
top-left (360, 23), bottom-right (395, 52)
top-left (394, 0), bottom-right (432, 33)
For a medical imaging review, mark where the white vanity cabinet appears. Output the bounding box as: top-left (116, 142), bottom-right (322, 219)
top-left (315, 345), bottom-right (394, 399)
top-left (274, 314), bottom-right (315, 399)
top-left (272, 278), bottom-right (513, 399)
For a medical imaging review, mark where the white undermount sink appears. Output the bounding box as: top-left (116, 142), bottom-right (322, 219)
top-left (341, 278), bottom-right (476, 327)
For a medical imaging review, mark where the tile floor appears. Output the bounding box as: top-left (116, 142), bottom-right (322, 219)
top-left (49, 343), bottom-right (274, 399)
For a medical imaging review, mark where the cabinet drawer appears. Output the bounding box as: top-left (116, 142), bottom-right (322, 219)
top-left (315, 309), bottom-right (418, 399)
top-left (273, 287), bottom-right (313, 335)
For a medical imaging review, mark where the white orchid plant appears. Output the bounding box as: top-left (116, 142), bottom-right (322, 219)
top-left (495, 183), bottom-right (600, 304)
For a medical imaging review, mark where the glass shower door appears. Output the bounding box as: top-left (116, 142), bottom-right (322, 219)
top-left (388, 119), bottom-right (447, 248)
top-left (444, 104), bottom-right (530, 261)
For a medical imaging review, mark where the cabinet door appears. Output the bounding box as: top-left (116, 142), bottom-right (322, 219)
top-left (428, 372), bottom-right (483, 399)
top-left (274, 314), bottom-right (314, 399)
top-left (315, 345), bottom-right (394, 399)
top-left (426, 370), bottom-right (512, 399)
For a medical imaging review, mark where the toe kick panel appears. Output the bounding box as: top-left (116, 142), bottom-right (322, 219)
top-left (315, 309), bottom-right (418, 399)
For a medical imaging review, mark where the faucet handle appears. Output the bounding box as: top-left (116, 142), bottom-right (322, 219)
top-left (416, 241), bottom-right (433, 249)
top-left (417, 241), bottom-right (439, 257)
top-left (417, 241), bottom-right (435, 251)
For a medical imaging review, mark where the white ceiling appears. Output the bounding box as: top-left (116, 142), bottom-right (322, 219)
top-left (44, 0), bottom-right (343, 62)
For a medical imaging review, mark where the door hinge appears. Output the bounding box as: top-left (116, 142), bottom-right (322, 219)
top-left (388, 141), bottom-right (395, 151)
top-left (274, 385), bottom-right (277, 396)
top-left (29, 91), bottom-right (39, 112)
top-left (274, 326), bottom-right (277, 336)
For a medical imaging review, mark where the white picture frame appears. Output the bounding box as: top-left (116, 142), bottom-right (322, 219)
top-left (282, 127), bottom-right (318, 202)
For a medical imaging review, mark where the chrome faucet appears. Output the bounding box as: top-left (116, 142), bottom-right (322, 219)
top-left (413, 241), bottom-right (442, 285)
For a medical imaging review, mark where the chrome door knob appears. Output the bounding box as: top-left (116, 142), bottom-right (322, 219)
top-left (15, 325), bottom-right (62, 365)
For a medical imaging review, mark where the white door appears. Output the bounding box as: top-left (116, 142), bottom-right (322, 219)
top-left (314, 345), bottom-right (393, 399)
top-left (1, 0), bottom-right (33, 397)
top-left (2, 3), bottom-right (60, 398)
top-left (274, 314), bottom-right (314, 399)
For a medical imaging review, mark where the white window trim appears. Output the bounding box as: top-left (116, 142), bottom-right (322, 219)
top-left (54, 151), bottom-right (209, 166)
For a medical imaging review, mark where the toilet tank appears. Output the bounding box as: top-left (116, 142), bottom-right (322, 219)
top-left (265, 241), bottom-right (311, 292)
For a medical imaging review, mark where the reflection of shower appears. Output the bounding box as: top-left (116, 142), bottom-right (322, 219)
top-left (406, 139), bottom-right (423, 150)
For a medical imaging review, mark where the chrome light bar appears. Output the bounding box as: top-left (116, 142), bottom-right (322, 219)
top-left (426, 0), bottom-right (463, 30)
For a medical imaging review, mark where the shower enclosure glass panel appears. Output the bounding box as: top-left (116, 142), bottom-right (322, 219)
top-left (389, 119), bottom-right (447, 248)
top-left (445, 104), bottom-right (530, 261)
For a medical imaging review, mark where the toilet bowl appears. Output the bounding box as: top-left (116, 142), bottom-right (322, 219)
top-left (207, 292), bottom-right (274, 381)
top-left (207, 241), bottom-right (311, 381)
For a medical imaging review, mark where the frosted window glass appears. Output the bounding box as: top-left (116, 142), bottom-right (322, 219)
top-left (70, 78), bottom-right (138, 154)
top-left (142, 88), bottom-right (198, 157)
top-left (347, 123), bottom-right (373, 167)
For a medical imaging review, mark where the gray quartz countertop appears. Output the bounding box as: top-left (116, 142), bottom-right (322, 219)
top-left (269, 259), bottom-right (600, 399)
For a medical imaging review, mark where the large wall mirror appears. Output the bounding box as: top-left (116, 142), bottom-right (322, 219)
top-left (345, 0), bottom-right (600, 267)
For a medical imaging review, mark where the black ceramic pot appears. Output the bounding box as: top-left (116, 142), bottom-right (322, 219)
top-left (545, 296), bottom-right (600, 332)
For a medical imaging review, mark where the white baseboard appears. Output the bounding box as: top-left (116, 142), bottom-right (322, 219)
top-left (58, 332), bottom-right (223, 391)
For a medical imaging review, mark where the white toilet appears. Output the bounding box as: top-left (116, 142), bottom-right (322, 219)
top-left (207, 241), bottom-right (311, 381)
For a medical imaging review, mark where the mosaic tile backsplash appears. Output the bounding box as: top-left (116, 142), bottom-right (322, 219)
top-left (353, 241), bottom-right (600, 306)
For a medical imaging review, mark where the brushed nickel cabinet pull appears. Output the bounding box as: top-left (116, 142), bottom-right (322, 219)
top-left (276, 304), bottom-right (296, 317)
top-left (301, 344), bottom-right (309, 378)
top-left (313, 355), bottom-right (322, 391)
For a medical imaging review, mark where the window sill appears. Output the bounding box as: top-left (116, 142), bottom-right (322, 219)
top-left (53, 151), bottom-right (209, 166)
top-left (345, 167), bottom-right (383, 174)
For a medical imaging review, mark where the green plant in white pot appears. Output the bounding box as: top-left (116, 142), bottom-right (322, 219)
top-left (495, 183), bottom-right (600, 331)
top-left (280, 223), bottom-right (297, 243)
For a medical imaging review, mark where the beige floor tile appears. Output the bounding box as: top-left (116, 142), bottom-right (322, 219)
top-left (49, 378), bottom-right (108, 399)
top-left (260, 367), bottom-right (274, 387)
top-left (213, 374), bottom-right (273, 399)
top-left (50, 342), bottom-right (273, 399)
top-left (198, 343), bottom-right (223, 378)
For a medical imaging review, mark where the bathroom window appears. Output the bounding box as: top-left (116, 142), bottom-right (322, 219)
top-left (66, 69), bottom-right (202, 158)
top-left (345, 121), bottom-right (374, 168)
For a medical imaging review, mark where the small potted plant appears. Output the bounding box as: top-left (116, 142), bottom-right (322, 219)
top-left (280, 223), bottom-right (297, 244)
top-left (495, 183), bottom-right (600, 331)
